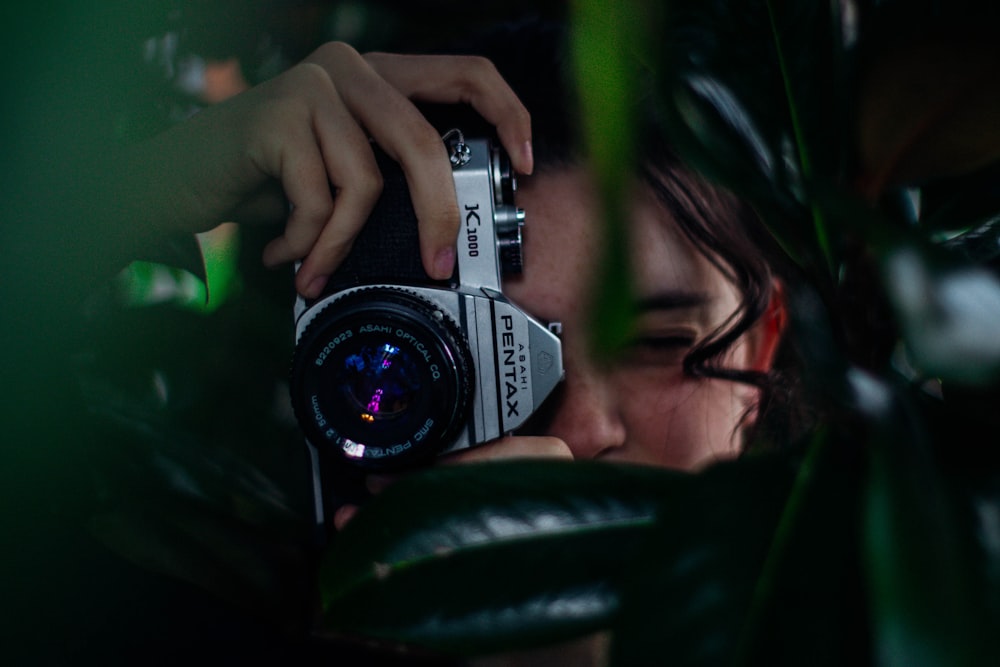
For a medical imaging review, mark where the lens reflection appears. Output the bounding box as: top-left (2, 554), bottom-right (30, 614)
top-left (342, 342), bottom-right (420, 421)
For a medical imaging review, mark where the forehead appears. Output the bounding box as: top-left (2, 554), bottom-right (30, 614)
top-left (503, 167), bottom-right (741, 325)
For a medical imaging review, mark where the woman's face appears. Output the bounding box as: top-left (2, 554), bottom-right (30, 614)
top-left (503, 167), bottom-right (780, 471)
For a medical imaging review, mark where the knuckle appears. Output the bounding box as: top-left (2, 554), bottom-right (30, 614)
top-left (312, 40), bottom-right (361, 64)
top-left (462, 55), bottom-right (499, 81)
top-left (293, 62), bottom-right (334, 88)
top-left (452, 56), bottom-right (500, 100)
top-left (410, 125), bottom-right (450, 159)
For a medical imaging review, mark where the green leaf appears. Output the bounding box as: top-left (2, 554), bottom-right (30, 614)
top-left (74, 285), bottom-right (313, 626)
top-left (969, 479), bottom-right (1000, 638)
top-left (609, 453), bottom-right (799, 666)
top-left (863, 389), bottom-right (995, 667)
top-left (81, 370), bottom-right (314, 627)
top-left (570, 0), bottom-right (649, 359)
top-left (319, 460), bottom-right (688, 655)
top-left (921, 161), bottom-right (1000, 263)
top-left (650, 0), bottom-right (854, 273)
top-left (882, 245), bottom-right (1000, 385)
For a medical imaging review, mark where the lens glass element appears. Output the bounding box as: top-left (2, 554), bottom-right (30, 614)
top-left (341, 342), bottom-right (419, 422)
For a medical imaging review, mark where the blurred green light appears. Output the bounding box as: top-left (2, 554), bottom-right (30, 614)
top-left (117, 224), bottom-right (241, 313)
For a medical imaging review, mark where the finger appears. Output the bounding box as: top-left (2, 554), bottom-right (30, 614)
top-left (333, 504), bottom-right (360, 532)
top-left (295, 133), bottom-right (382, 298)
top-left (254, 64), bottom-right (383, 296)
top-left (246, 65), bottom-right (351, 268)
top-left (365, 53), bottom-right (534, 175)
top-left (307, 43), bottom-right (461, 281)
top-left (442, 436), bottom-right (573, 465)
top-left (292, 105), bottom-right (383, 298)
top-left (396, 131), bottom-right (460, 281)
top-left (259, 134), bottom-right (334, 271)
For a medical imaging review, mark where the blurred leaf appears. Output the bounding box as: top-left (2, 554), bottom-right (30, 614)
top-left (609, 453), bottom-right (799, 666)
top-left (319, 460), bottom-right (686, 655)
top-left (91, 502), bottom-right (313, 632)
top-left (882, 245), bottom-right (1000, 385)
top-left (650, 0), bottom-right (856, 273)
top-left (935, 215), bottom-right (1000, 267)
top-left (917, 162), bottom-right (1000, 287)
top-left (741, 433), bottom-right (870, 667)
top-left (81, 364), bottom-right (315, 628)
top-left (863, 388), bottom-right (994, 667)
top-left (968, 481), bottom-right (1000, 634)
top-left (82, 378), bottom-right (304, 531)
top-left (855, 31), bottom-right (1000, 200)
top-left (70, 266), bottom-right (314, 628)
top-left (570, 0), bottom-right (649, 359)
top-left (782, 279), bottom-right (862, 408)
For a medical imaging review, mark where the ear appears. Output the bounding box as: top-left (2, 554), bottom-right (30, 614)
top-left (745, 278), bottom-right (788, 372)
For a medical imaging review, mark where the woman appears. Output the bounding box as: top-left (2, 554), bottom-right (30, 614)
top-left (313, 21), bottom-right (793, 522)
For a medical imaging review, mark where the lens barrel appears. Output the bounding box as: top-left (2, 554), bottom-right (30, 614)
top-left (290, 287), bottom-right (474, 471)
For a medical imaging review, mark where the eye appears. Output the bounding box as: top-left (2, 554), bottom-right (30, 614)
top-left (620, 333), bottom-right (696, 367)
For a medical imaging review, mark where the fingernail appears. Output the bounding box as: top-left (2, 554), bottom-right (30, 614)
top-left (304, 274), bottom-right (328, 299)
top-left (433, 247), bottom-right (455, 280)
top-left (522, 140), bottom-right (534, 175)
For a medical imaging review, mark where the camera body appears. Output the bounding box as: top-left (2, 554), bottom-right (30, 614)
top-left (289, 135), bottom-right (563, 524)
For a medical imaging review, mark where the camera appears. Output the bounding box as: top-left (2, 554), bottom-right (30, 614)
top-left (289, 132), bottom-right (564, 519)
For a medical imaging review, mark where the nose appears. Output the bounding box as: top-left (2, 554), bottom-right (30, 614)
top-left (546, 362), bottom-right (627, 459)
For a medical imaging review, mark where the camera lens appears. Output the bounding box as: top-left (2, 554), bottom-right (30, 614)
top-left (290, 288), bottom-right (474, 471)
top-left (341, 342), bottom-right (419, 421)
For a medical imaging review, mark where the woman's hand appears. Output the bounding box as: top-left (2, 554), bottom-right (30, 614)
top-left (134, 43), bottom-right (533, 298)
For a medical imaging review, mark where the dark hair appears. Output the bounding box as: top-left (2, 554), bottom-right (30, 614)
top-left (436, 18), bottom-right (807, 449)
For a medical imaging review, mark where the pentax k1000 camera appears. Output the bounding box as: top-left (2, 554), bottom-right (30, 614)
top-left (288, 132), bottom-right (563, 520)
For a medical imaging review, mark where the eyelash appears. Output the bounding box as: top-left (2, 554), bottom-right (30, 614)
top-left (621, 334), bottom-right (696, 365)
top-left (632, 335), bottom-right (695, 348)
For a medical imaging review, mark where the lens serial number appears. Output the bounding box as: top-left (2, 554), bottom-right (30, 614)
top-left (315, 329), bottom-right (353, 366)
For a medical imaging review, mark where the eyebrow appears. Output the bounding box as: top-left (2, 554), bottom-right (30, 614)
top-left (633, 290), bottom-right (711, 313)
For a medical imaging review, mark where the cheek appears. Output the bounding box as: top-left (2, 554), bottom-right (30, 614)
top-left (615, 371), bottom-right (749, 470)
